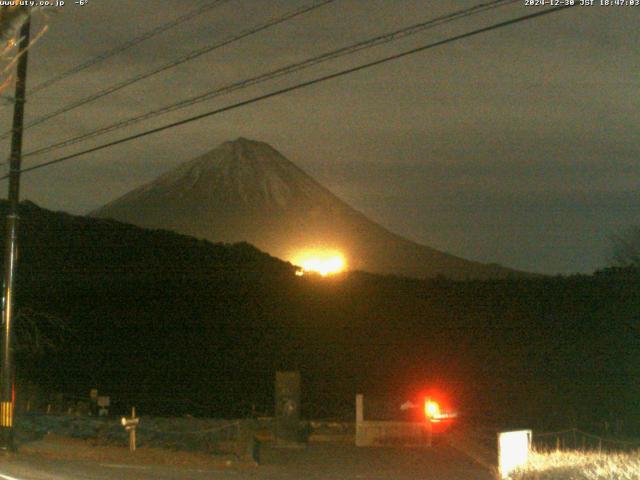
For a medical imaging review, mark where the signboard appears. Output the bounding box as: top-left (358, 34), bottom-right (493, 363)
top-left (498, 430), bottom-right (532, 479)
top-left (97, 396), bottom-right (110, 416)
top-left (274, 371), bottom-right (301, 445)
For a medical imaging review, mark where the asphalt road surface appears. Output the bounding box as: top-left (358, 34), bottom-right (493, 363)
top-left (0, 442), bottom-right (494, 480)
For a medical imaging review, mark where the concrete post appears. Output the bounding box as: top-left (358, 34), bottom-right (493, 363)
top-left (356, 394), bottom-right (364, 424)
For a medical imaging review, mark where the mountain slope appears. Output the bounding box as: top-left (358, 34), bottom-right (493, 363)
top-left (92, 138), bottom-right (522, 280)
top-left (2, 201), bottom-right (637, 426)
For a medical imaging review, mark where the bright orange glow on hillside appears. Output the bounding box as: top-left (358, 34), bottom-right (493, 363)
top-left (291, 250), bottom-right (346, 276)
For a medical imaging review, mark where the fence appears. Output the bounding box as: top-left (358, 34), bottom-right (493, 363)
top-left (533, 427), bottom-right (640, 453)
top-left (446, 423), bottom-right (640, 476)
top-left (355, 394), bottom-right (432, 447)
top-left (14, 412), bottom-right (250, 455)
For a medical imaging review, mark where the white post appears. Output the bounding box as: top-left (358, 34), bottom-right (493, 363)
top-left (356, 394), bottom-right (364, 424)
top-left (355, 394), bottom-right (364, 447)
top-left (121, 407), bottom-right (139, 452)
top-left (129, 407), bottom-right (137, 452)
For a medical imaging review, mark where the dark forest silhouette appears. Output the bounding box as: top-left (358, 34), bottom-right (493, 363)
top-left (4, 201), bottom-right (639, 434)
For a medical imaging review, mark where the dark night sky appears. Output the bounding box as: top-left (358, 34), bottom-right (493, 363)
top-left (1, 0), bottom-right (638, 275)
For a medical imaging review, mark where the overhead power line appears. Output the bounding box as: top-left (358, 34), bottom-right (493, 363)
top-left (0, 0), bottom-right (335, 142)
top-left (25, 0), bottom-right (517, 159)
top-left (1, 4), bottom-right (575, 181)
top-left (27, 0), bottom-right (231, 96)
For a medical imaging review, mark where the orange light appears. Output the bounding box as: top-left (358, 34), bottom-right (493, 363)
top-left (425, 399), bottom-right (441, 420)
top-left (291, 249), bottom-right (346, 276)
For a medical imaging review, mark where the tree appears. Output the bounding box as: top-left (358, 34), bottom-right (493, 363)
top-left (609, 226), bottom-right (640, 269)
top-left (14, 307), bottom-right (76, 356)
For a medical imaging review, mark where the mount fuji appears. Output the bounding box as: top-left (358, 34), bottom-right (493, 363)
top-left (91, 138), bottom-right (521, 280)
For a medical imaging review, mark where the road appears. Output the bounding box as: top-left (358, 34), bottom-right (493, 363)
top-left (0, 442), bottom-right (494, 480)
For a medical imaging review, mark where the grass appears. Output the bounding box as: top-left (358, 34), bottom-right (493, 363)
top-left (18, 433), bottom-right (240, 469)
top-left (510, 449), bottom-right (640, 480)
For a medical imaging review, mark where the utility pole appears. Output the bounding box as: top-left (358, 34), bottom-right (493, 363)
top-left (0, 15), bottom-right (31, 451)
